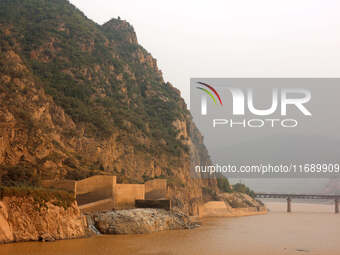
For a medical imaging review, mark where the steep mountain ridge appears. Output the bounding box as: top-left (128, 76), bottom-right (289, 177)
top-left (0, 0), bottom-right (217, 214)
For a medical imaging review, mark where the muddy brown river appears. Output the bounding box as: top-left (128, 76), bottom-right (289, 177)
top-left (1, 202), bottom-right (340, 255)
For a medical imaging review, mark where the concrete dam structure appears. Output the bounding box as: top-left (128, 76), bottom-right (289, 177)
top-left (41, 176), bottom-right (169, 213)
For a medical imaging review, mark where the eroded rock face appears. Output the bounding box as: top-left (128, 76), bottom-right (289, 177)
top-left (0, 0), bottom-right (219, 216)
top-left (0, 197), bottom-right (85, 244)
top-left (0, 202), bottom-right (13, 243)
top-left (94, 209), bottom-right (196, 234)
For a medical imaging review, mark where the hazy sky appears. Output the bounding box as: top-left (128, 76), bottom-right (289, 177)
top-left (69, 0), bottom-right (340, 106)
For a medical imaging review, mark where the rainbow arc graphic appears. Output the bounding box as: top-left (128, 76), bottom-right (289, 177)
top-left (196, 82), bottom-right (223, 106)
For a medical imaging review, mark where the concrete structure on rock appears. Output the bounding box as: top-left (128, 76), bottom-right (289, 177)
top-left (41, 175), bottom-right (169, 213)
top-left (145, 179), bottom-right (167, 200)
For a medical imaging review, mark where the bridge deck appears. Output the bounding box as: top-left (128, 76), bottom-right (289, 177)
top-left (255, 193), bottom-right (340, 199)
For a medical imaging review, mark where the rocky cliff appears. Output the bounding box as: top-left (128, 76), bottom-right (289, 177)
top-left (0, 0), bottom-right (217, 215)
top-left (0, 195), bottom-right (85, 243)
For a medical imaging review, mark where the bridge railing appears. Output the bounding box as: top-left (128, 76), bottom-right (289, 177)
top-left (255, 193), bottom-right (340, 199)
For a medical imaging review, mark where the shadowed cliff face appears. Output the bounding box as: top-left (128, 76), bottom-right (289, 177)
top-left (0, 0), bottom-right (217, 214)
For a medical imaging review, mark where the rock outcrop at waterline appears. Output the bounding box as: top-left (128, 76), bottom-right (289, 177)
top-left (94, 208), bottom-right (197, 234)
top-left (0, 192), bottom-right (266, 243)
top-left (0, 196), bottom-right (85, 243)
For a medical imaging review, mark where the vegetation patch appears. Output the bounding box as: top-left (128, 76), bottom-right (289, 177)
top-left (217, 175), bottom-right (232, 193)
top-left (202, 187), bottom-right (218, 200)
top-left (232, 183), bottom-right (255, 198)
top-left (0, 185), bottom-right (75, 209)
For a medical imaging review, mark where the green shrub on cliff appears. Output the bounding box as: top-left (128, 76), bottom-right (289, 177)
top-left (202, 187), bottom-right (218, 200)
top-left (217, 176), bottom-right (232, 193)
top-left (232, 183), bottom-right (255, 198)
top-left (0, 163), bottom-right (41, 187)
top-left (0, 0), bottom-right (189, 155)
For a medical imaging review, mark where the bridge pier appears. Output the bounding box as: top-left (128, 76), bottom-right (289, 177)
top-left (287, 197), bottom-right (291, 213)
top-left (335, 199), bottom-right (339, 214)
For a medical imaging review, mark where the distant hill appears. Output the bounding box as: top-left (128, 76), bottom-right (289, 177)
top-left (0, 0), bottom-right (217, 214)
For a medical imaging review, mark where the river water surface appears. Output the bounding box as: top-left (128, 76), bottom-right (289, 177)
top-left (1, 201), bottom-right (340, 255)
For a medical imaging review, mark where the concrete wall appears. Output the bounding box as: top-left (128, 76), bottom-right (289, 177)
top-left (75, 175), bottom-right (116, 206)
top-left (42, 175), bottom-right (170, 212)
top-left (115, 184), bottom-right (145, 209)
top-left (145, 179), bottom-right (167, 200)
top-left (79, 198), bottom-right (116, 214)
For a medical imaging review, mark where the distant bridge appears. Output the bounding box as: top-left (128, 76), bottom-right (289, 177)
top-left (255, 193), bottom-right (340, 213)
